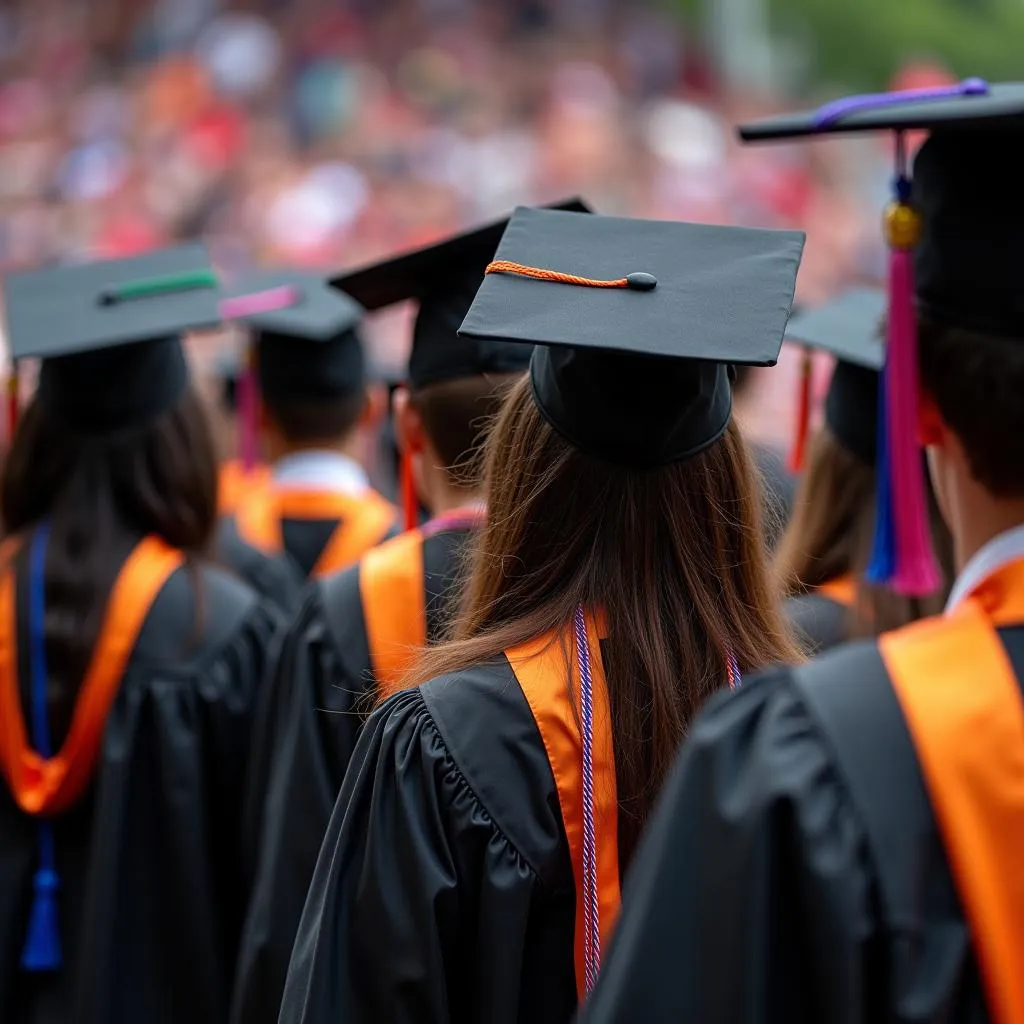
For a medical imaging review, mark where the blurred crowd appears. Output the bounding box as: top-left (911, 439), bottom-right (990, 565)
top-left (0, 0), bottom-right (926, 439)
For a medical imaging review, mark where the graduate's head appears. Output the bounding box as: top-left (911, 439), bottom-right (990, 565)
top-left (405, 209), bottom-right (807, 863)
top-left (775, 290), bottom-right (952, 637)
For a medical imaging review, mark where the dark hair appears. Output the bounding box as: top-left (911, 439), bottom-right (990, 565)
top-left (404, 375), bottom-right (801, 866)
top-left (1, 387), bottom-right (218, 739)
top-left (775, 426), bottom-right (952, 638)
top-left (918, 315), bottom-right (1024, 498)
top-left (411, 373), bottom-right (522, 482)
top-left (263, 390), bottom-right (367, 445)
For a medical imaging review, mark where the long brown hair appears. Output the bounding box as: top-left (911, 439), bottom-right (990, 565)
top-left (775, 425), bottom-right (952, 637)
top-left (406, 375), bottom-right (801, 865)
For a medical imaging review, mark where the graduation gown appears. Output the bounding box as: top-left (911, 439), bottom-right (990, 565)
top-left (278, 612), bottom-right (623, 1024)
top-left (0, 541), bottom-right (281, 1024)
top-left (233, 518), bottom-right (476, 1024)
top-left (218, 515), bottom-right (304, 611)
top-left (784, 574), bottom-right (855, 654)
top-left (231, 485), bottom-right (398, 580)
top-left (578, 604), bottom-right (1024, 1021)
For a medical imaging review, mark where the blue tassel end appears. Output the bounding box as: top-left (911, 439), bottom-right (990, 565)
top-left (866, 363), bottom-right (895, 585)
top-left (21, 867), bottom-right (61, 972)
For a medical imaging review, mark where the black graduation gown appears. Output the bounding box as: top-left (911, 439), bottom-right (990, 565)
top-left (0, 557), bottom-right (281, 1024)
top-left (233, 524), bottom-right (474, 1024)
top-left (218, 516), bottom-right (305, 610)
top-left (784, 590), bottom-right (848, 653)
top-left (277, 658), bottom-right (580, 1024)
top-left (579, 633), bottom-right (1009, 1024)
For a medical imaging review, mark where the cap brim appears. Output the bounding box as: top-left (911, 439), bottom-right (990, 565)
top-left (738, 81), bottom-right (1024, 141)
top-left (784, 287), bottom-right (886, 370)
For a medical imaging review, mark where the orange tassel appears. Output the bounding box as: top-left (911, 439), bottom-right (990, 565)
top-left (401, 450), bottom-right (418, 532)
top-left (787, 349), bottom-right (812, 474)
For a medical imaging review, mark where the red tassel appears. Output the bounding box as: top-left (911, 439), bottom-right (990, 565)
top-left (401, 450), bottom-right (418, 532)
top-left (787, 349), bottom-right (812, 473)
top-left (6, 367), bottom-right (19, 443)
top-left (239, 344), bottom-right (257, 472)
top-left (886, 247), bottom-right (940, 595)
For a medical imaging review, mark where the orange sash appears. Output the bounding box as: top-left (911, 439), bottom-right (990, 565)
top-left (816, 572), bottom-right (857, 608)
top-left (880, 557), bottom-right (1024, 1024)
top-left (0, 535), bottom-right (184, 817)
top-left (235, 486), bottom-right (396, 577)
top-left (359, 529), bottom-right (426, 696)
top-left (217, 459), bottom-right (271, 515)
top-left (505, 615), bottom-right (620, 1002)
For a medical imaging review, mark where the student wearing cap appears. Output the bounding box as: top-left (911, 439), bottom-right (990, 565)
top-left (0, 246), bottom-right (281, 1024)
top-left (278, 207), bottom-right (805, 1024)
top-left (578, 83), bottom-right (1024, 1024)
top-left (231, 215), bottom-right (544, 1024)
top-left (775, 288), bottom-right (952, 652)
top-left (221, 271), bottom-right (397, 581)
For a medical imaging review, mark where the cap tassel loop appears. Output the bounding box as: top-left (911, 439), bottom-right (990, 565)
top-left (787, 348), bottom-right (812, 473)
top-left (866, 142), bottom-right (940, 595)
top-left (21, 523), bottom-right (61, 972)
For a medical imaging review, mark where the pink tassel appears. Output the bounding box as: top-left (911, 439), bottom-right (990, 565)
top-left (239, 344), bottom-right (258, 472)
top-left (886, 248), bottom-right (940, 595)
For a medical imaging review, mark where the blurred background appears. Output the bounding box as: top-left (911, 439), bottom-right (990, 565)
top-left (0, 0), bottom-right (1010, 442)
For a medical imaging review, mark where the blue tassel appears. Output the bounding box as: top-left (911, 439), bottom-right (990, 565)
top-left (866, 363), bottom-right (896, 584)
top-left (20, 524), bottom-right (61, 971)
top-left (21, 855), bottom-right (61, 971)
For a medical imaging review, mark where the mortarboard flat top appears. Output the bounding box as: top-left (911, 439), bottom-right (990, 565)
top-left (3, 242), bottom-right (220, 362)
top-left (459, 207), bottom-right (805, 466)
top-left (223, 269), bottom-right (363, 342)
top-left (738, 79), bottom-right (1024, 142)
top-left (785, 287), bottom-right (886, 370)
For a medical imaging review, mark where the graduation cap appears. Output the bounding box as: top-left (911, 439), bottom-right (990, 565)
top-left (221, 270), bottom-right (366, 469)
top-left (334, 197), bottom-right (592, 527)
top-left (785, 287), bottom-right (886, 467)
top-left (458, 206), bottom-right (805, 467)
top-left (738, 77), bottom-right (1021, 596)
top-left (2, 244), bottom-right (221, 433)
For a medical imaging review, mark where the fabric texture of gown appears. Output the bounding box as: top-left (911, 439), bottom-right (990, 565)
top-left (217, 515), bottom-right (305, 611)
top-left (578, 631), bottom-right (1006, 1024)
top-left (277, 656), bottom-right (583, 1024)
top-left (0, 549), bottom-right (281, 1024)
top-left (232, 523), bottom-right (475, 1024)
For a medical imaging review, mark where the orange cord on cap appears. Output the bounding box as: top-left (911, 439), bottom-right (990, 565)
top-left (486, 262), bottom-right (657, 291)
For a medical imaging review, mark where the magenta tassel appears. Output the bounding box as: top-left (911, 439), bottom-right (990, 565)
top-left (886, 248), bottom-right (940, 596)
top-left (239, 346), bottom-right (257, 472)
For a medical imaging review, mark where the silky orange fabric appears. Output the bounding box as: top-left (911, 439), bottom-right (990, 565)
top-left (217, 459), bottom-right (271, 516)
top-left (234, 486), bottom-right (396, 577)
top-left (880, 557), bottom-right (1024, 1024)
top-left (505, 614), bottom-right (619, 1003)
top-left (0, 536), bottom-right (184, 817)
top-left (816, 572), bottom-right (857, 608)
top-left (359, 529), bottom-right (426, 696)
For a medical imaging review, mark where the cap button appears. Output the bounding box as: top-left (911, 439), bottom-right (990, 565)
top-left (626, 272), bottom-right (657, 291)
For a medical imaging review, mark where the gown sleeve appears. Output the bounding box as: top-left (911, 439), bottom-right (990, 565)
top-left (278, 685), bottom-right (550, 1024)
top-left (233, 580), bottom-right (372, 1024)
top-left (580, 670), bottom-right (877, 1024)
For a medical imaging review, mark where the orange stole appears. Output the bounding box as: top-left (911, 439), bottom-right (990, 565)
top-left (816, 572), bottom-right (857, 607)
top-left (359, 529), bottom-right (426, 696)
top-left (235, 486), bottom-right (396, 577)
top-left (879, 558), bottom-right (1024, 1024)
top-left (218, 459), bottom-right (271, 515)
top-left (505, 616), bottom-right (620, 1002)
top-left (0, 536), bottom-right (184, 817)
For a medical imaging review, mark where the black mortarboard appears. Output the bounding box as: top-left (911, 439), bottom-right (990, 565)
top-left (736, 80), bottom-right (1024, 593)
top-left (334, 198), bottom-right (593, 390)
top-left (3, 243), bottom-right (220, 431)
top-left (785, 287), bottom-right (886, 465)
top-left (458, 207), bottom-right (805, 467)
top-left (223, 270), bottom-right (367, 404)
